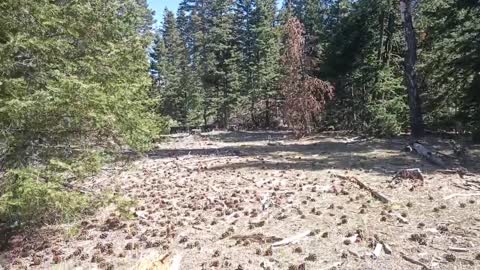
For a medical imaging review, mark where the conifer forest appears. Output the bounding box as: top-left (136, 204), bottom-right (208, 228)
top-left (1, 0), bottom-right (480, 269)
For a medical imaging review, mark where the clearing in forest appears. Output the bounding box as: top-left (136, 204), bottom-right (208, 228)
top-left (2, 131), bottom-right (480, 270)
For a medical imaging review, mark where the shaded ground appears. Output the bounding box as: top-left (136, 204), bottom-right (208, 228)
top-left (1, 131), bottom-right (480, 270)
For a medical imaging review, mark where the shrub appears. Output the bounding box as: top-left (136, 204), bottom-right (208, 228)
top-left (0, 168), bottom-right (90, 227)
top-left (368, 102), bottom-right (406, 137)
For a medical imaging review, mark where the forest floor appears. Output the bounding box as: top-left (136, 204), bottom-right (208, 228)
top-left (2, 131), bottom-right (480, 270)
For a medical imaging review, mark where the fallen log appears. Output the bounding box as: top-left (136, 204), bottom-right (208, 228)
top-left (448, 246), bottom-right (469, 252)
top-left (334, 175), bottom-right (392, 203)
top-left (401, 252), bottom-right (431, 270)
top-left (231, 234), bottom-right (282, 244)
top-left (436, 168), bottom-right (474, 178)
top-left (411, 143), bottom-right (446, 168)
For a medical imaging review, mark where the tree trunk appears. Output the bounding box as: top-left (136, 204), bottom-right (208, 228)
top-left (377, 9), bottom-right (385, 62)
top-left (250, 100), bottom-right (258, 128)
top-left (400, 0), bottom-right (424, 139)
top-left (384, 11), bottom-right (395, 66)
top-left (265, 98), bottom-right (270, 128)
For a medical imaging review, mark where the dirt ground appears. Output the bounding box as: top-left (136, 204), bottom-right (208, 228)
top-left (2, 131), bottom-right (480, 270)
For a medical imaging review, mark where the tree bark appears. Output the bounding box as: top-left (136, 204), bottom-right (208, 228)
top-left (265, 98), bottom-right (270, 128)
top-left (400, 0), bottom-right (424, 139)
top-left (377, 9), bottom-right (385, 62)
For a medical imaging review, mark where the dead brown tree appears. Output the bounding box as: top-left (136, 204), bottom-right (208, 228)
top-left (281, 17), bottom-right (334, 136)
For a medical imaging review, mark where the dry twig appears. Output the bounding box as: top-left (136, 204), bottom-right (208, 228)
top-left (334, 174), bottom-right (392, 203)
top-left (400, 252), bottom-right (431, 270)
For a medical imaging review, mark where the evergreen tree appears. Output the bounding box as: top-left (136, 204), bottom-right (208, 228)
top-left (252, 0), bottom-right (282, 127)
top-left (151, 0), bottom-right (478, 139)
top-left (195, 0), bottom-right (241, 127)
top-left (0, 0), bottom-right (163, 226)
top-left (321, 0), bottom-right (408, 136)
top-left (0, 0), bottom-right (163, 165)
top-left (418, 0), bottom-right (480, 140)
top-left (233, 0), bottom-right (257, 115)
top-left (153, 9), bottom-right (201, 126)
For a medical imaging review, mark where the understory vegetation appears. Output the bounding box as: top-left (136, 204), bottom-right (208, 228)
top-left (0, 0), bottom-right (479, 238)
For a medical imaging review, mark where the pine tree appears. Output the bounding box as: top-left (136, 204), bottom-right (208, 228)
top-left (153, 9), bottom-right (201, 126)
top-left (0, 0), bottom-right (163, 226)
top-left (418, 0), bottom-right (480, 140)
top-left (0, 0), bottom-right (162, 164)
top-left (320, 0), bottom-right (408, 136)
top-left (195, 0), bottom-right (241, 128)
top-left (252, 0), bottom-right (282, 127)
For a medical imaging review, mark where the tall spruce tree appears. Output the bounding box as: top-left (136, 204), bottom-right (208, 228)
top-left (321, 0), bottom-right (408, 136)
top-left (418, 0), bottom-right (480, 140)
top-left (252, 0), bottom-right (282, 127)
top-left (0, 0), bottom-right (162, 164)
top-left (0, 0), bottom-right (163, 226)
top-left (234, 0), bottom-right (257, 124)
top-left (153, 9), bottom-right (201, 126)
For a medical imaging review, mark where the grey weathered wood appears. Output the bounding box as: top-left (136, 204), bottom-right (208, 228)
top-left (412, 143), bottom-right (446, 168)
top-left (271, 231), bottom-right (311, 247)
top-left (335, 175), bottom-right (392, 203)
